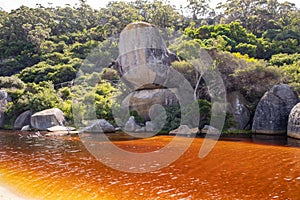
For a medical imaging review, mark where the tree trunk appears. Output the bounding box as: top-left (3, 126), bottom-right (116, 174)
top-left (194, 71), bottom-right (202, 101)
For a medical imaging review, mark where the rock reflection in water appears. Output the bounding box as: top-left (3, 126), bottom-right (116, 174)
top-left (252, 133), bottom-right (300, 147)
top-left (252, 134), bottom-right (288, 146)
top-left (287, 137), bottom-right (300, 147)
top-left (0, 130), bottom-right (299, 200)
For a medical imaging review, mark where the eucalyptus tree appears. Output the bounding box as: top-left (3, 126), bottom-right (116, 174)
top-left (131, 0), bottom-right (181, 28)
top-left (186, 0), bottom-right (211, 20)
top-left (97, 1), bottom-right (142, 36)
top-left (217, 0), bottom-right (299, 36)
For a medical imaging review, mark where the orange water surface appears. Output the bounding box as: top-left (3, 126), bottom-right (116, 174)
top-left (0, 131), bottom-right (299, 199)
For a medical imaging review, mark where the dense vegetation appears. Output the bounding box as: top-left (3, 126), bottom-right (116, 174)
top-left (0, 0), bottom-right (299, 130)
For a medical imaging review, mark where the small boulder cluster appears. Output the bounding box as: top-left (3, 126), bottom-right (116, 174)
top-left (13, 108), bottom-right (77, 135)
top-left (123, 116), bottom-right (158, 133)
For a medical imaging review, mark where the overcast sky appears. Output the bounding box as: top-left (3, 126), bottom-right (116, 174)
top-left (0, 0), bottom-right (299, 12)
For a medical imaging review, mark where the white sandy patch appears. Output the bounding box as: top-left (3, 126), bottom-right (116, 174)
top-left (0, 185), bottom-right (29, 200)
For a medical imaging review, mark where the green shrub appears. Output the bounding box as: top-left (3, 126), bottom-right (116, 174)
top-left (171, 60), bottom-right (197, 87)
top-left (269, 53), bottom-right (300, 66)
top-left (280, 61), bottom-right (300, 95)
top-left (233, 63), bottom-right (282, 102)
top-left (235, 43), bottom-right (257, 58)
top-left (26, 81), bottom-right (62, 113)
top-left (19, 62), bottom-right (76, 85)
top-left (59, 100), bottom-right (73, 123)
top-left (4, 81), bottom-right (62, 126)
top-left (59, 87), bottom-right (72, 100)
top-left (129, 110), bottom-right (145, 124)
top-left (0, 76), bottom-right (25, 89)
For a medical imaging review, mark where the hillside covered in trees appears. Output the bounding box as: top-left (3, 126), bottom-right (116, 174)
top-left (0, 0), bottom-right (299, 129)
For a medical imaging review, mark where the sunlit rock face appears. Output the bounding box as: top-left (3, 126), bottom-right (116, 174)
top-left (252, 84), bottom-right (299, 134)
top-left (288, 103), bottom-right (300, 139)
top-left (116, 22), bottom-right (179, 119)
top-left (116, 22), bottom-right (178, 90)
top-left (31, 108), bottom-right (65, 131)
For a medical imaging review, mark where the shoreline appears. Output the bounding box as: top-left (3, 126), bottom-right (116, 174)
top-left (0, 184), bottom-right (29, 200)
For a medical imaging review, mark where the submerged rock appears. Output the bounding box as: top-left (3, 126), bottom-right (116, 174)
top-left (31, 108), bottom-right (65, 131)
top-left (252, 84), bottom-right (298, 134)
top-left (14, 110), bottom-right (31, 130)
top-left (288, 103), bottom-right (300, 139)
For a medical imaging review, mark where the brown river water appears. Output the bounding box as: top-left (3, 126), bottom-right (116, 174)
top-left (0, 130), bottom-right (299, 200)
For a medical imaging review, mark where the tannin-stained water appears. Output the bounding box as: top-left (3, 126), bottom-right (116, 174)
top-left (0, 131), bottom-right (299, 199)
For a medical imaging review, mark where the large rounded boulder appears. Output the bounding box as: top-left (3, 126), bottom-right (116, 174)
top-left (116, 22), bottom-right (178, 90)
top-left (227, 91), bottom-right (251, 130)
top-left (31, 108), bottom-right (65, 131)
top-left (288, 103), bottom-right (300, 139)
top-left (252, 84), bottom-right (299, 134)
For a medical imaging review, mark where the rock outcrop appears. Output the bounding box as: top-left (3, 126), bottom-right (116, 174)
top-left (287, 103), bottom-right (300, 139)
top-left (116, 22), bottom-right (178, 80)
top-left (227, 91), bottom-right (251, 130)
top-left (14, 110), bottom-right (31, 130)
top-left (82, 119), bottom-right (115, 133)
top-left (0, 90), bottom-right (10, 127)
top-left (116, 22), bottom-right (179, 120)
top-left (252, 84), bottom-right (299, 134)
top-left (123, 89), bottom-right (178, 120)
top-left (31, 108), bottom-right (65, 131)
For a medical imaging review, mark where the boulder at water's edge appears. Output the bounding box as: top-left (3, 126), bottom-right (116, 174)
top-left (227, 91), bottom-right (251, 130)
top-left (145, 121), bottom-right (158, 132)
top-left (81, 119), bottom-right (115, 133)
top-left (288, 103), bottom-right (300, 139)
top-left (14, 110), bottom-right (31, 130)
top-left (252, 84), bottom-right (299, 134)
top-left (169, 125), bottom-right (199, 136)
top-left (124, 116), bottom-right (138, 132)
top-left (31, 108), bottom-right (65, 131)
